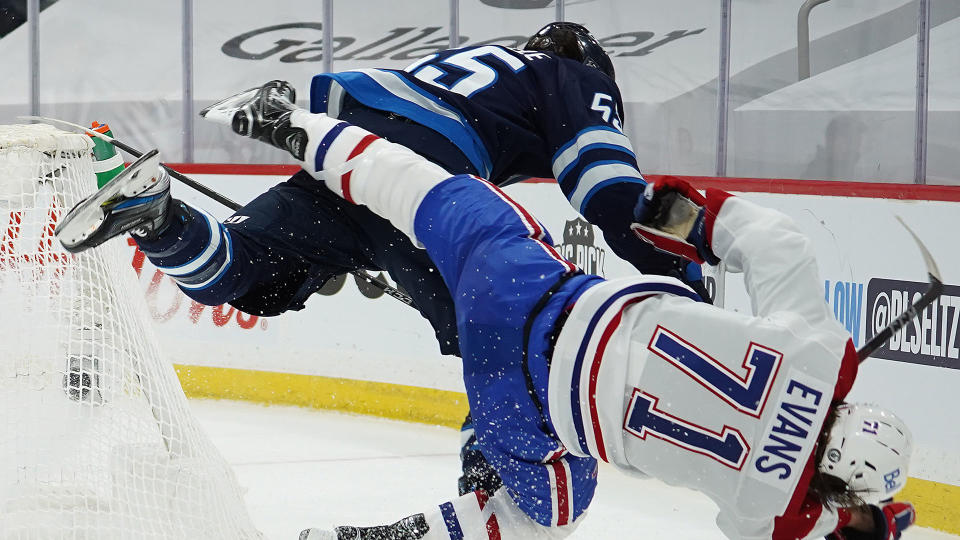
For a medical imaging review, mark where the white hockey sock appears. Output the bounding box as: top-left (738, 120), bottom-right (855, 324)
top-left (420, 488), bottom-right (574, 539)
top-left (289, 109), bottom-right (370, 178)
top-left (289, 109), bottom-right (453, 247)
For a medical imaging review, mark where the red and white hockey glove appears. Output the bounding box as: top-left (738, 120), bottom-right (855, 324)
top-left (827, 502), bottom-right (916, 540)
top-left (873, 502), bottom-right (916, 540)
top-left (630, 176), bottom-right (721, 265)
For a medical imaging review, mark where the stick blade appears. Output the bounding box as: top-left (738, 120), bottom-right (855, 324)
top-left (857, 217), bottom-right (943, 363)
top-left (895, 216), bottom-right (942, 284)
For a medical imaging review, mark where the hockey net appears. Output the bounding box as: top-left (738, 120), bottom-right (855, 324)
top-left (0, 124), bottom-right (261, 539)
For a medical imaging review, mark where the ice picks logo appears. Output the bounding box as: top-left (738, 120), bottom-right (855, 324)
top-left (559, 217), bottom-right (605, 276)
top-left (865, 278), bottom-right (960, 369)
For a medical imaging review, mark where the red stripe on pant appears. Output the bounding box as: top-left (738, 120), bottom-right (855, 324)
top-left (485, 515), bottom-right (501, 540)
top-left (475, 490), bottom-right (489, 509)
top-left (474, 490), bottom-right (501, 540)
top-left (551, 461), bottom-right (570, 526)
top-left (474, 178), bottom-right (577, 274)
top-left (340, 134), bottom-right (380, 203)
top-left (478, 179), bottom-right (545, 240)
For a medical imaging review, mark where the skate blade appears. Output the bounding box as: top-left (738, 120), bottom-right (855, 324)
top-left (199, 87), bottom-right (260, 126)
top-left (299, 529), bottom-right (338, 540)
top-left (55, 149), bottom-right (162, 253)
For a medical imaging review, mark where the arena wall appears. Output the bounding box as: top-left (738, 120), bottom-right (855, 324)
top-left (137, 167), bottom-right (959, 533)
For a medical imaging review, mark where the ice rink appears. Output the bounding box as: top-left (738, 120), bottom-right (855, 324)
top-left (194, 399), bottom-right (958, 540)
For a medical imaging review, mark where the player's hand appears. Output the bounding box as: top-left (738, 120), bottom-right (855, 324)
top-left (827, 501), bottom-right (916, 540)
top-left (873, 501), bottom-right (916, 540)
top-left (630, 176), bottom-right (718, 265)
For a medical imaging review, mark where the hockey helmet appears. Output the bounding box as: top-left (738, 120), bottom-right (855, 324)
top-left (524, 22), bottom-right (616, 81)
top-left (818, 403), bottom-right (913, 504)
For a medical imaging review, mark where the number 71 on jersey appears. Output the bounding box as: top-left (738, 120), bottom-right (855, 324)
top-left (624, 326), bottom-right (782, 470)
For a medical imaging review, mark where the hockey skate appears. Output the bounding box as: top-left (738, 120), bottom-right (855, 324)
top-left (300, 513), bottom-right (430, 540)
top-left (55, 149), bottom-right (171, 253)
top-left (199, 80), bottom-right (307, 160)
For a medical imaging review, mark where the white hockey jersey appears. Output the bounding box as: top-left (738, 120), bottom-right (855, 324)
top-left (548, 193), bottom-right (859, 540)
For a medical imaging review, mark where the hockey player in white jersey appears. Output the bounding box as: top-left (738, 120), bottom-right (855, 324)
top-left (56, 96), bottom-right (920, 540)
top-left (278, 114), bottom-right (918, 539)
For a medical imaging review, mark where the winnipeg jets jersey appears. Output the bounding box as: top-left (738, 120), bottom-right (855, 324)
top-left (548, 195), bottom-right (859, 539)
top-left (309, 45), bottom-right (659, 271)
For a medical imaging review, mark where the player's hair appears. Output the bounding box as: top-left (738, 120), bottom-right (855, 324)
top-left (524, 22), bottom-right (616, 81)
top-left (808, 404), bottom-right (868, 510)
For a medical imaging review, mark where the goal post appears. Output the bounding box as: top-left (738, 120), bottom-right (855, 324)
top-left (0, 123), bottom-right (262, 539)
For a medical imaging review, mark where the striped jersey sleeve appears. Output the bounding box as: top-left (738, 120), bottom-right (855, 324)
top-left (552, 125), bottom-right (645, 218)
top-left (541, 76), bottom-right (677, 275)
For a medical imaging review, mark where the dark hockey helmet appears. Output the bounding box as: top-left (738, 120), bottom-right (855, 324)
top-left (524, 22), bottom-right (615, 81)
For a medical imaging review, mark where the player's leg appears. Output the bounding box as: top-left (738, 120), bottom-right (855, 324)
top-left (335, 187), bottom-right (461, 356)
top-left (294, 95), bottom-right (503, 488)
top-left (56, 153), bottom-right (369, 314)
top-left (301, 486), bottom-right (577, 540)
top-left (200, 81), bottom-right (572, 287)
top-left (156, 173), bottom-right (370, 312)
top-left (335, 95), bottom-right (480, 178)
top-left (307, 130), bottom-right (609, 526)
top-left (205, 84), bottom-right (589, 512)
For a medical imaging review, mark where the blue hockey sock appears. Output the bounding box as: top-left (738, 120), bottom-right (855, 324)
top-left (134, 201), bottom-right (235, 296)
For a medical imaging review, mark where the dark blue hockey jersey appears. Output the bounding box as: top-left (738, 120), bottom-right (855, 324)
top-left (309, 45), bottom-right (673, 276)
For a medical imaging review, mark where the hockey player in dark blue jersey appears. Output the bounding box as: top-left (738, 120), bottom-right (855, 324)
top-left (56, 22), bottom-right (705, 499)
top-left (203, 21), bottom-right (705, 309)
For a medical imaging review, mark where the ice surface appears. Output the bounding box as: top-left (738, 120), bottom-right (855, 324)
top-left (193, 399), bottom-right (958, 540)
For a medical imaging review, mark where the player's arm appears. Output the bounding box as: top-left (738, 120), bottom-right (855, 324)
top-left (544, 73), bottom-right (699, 286)
top-left (549, 119), bottom-right (650, 269)
top-left (823, 502), bottom-right (916, 540)
top-left (634, 178), bottom-right (833, 324)
top-left (706, 193), bottom-right (832, 322)
top-left (768, 500), bottom-right (915, 539)
top-left (752, 495), bottom-right (915, 540)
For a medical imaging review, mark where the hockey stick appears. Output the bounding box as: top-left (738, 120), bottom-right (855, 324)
top-left (20, 115), bottom-right (242, 210)
top-left (20, 115), bottom-right (416, 308)
top-left (856, 217), bottom-right (943, 363)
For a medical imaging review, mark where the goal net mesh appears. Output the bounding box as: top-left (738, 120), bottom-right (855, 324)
top-left (0, 123), bottom-right (261, 539)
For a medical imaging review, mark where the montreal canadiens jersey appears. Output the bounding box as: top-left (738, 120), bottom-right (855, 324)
top-left (309, 45), bottom-right (657, 271)
top-left (548, 196), bottom-right (859, 539)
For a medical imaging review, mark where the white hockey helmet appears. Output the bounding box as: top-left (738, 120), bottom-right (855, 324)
top-left (818, 403), bottom-right (913, 505)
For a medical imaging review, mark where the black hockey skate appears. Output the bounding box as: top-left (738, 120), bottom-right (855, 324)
top-left (199, 80), bottom-right (307, 160)
top-left (55, 149), bottom-right (172, 253)
top-left (300, 513), bottom-right (430, 540)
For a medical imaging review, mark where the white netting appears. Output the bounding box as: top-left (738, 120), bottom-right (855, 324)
top-left (0, 124), bottom-right (261, 539)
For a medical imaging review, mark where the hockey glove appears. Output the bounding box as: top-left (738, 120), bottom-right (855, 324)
top-left (630, 176), bottom-right (720, 265)
top-left (826, 502), bottom-right (916, 540)
top-left (873, 502), bottom-right (916, 540)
